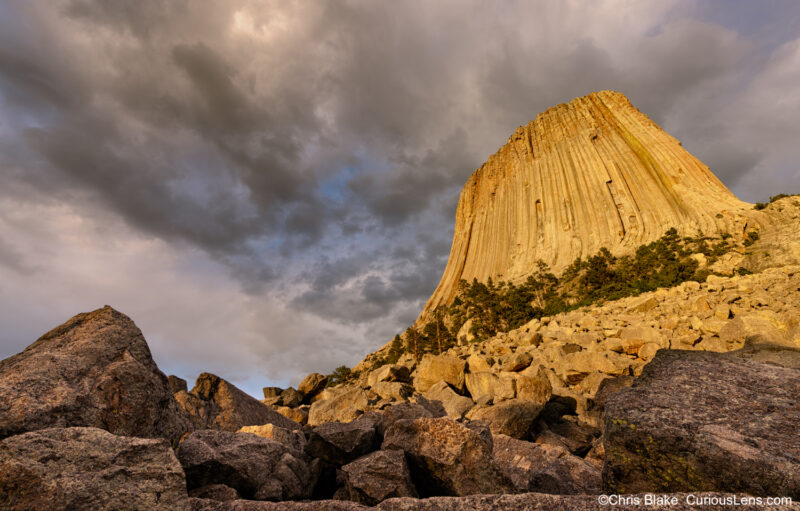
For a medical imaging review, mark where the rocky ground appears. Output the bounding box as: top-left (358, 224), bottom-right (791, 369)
top-left (1, 264), bottom-right (799, 509)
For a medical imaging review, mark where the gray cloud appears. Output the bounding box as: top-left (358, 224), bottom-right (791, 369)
top-left (1, 0), bottom-right (799, 393)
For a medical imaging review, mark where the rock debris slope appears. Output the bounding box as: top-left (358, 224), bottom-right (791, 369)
top-left (424, 90), bottom-right (760, 315)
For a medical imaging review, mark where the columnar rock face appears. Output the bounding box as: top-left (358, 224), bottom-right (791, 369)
top-left (423, 91), bottom-right (756, 314)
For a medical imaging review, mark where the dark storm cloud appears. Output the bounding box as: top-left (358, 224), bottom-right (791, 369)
top-left (1, 0), bottom-right (799, 389)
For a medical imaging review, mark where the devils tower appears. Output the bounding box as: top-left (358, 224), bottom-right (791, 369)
top-left (422, 90), bottom-right (758, 314)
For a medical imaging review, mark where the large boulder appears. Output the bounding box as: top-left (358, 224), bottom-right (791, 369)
top-left (464, 372), bottom-right (515, 403)
top-left (492, 433), bottom-right (601, 494)
top-left (304, 419), bottom-right (378, 465)
top-left (367, 365), bottom-right (411, 387)
top-left (177, 373), bottom-right (301, 432)
top-left (465, 399), bottom-right (544, 439)
top-left (423, 381), bottom-right (474, 418)
top-left (412, 355), bottom-right (466, 393)
top-left (298, 373), bottom-right (328, 401)
top-left (0, 306), bottom-right (190, 443)
top-left (604, 348), bottom-right (800, 498)
top-left (381, 417), bottom-right (513, 496)
top-left (308, 387), bottom-right (376, 426)
top-left (177, 429), bottom-right (312, 501)
top-left (340, 450), bottom-right (418, 505)
top-left (0, 427), bottom-right (188, 510)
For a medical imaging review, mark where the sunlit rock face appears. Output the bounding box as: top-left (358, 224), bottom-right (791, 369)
top-left (423, 90), bottom-right (759, 315)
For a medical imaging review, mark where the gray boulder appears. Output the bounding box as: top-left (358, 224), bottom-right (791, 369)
top-left (340, 450), bottom-right (418, 505)
top-left (382, 417), bottom-right (512, 496)
top-left (0, 306), bottom-right (190, 443)
top-left (604, 348), bottom-right (800, 498)
top-left (177, 429), bottom-right (312, 501)
top-left (492, 433), bottom-right (601, 494)
top-left (465, 399), bottom-right (544, 439)
top-left (305, 419), bottom-right (378, 465)
top-left (0, 427), bottom-right (189, 510)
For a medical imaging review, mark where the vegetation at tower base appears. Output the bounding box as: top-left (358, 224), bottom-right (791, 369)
top-left (350, 227), bottom-right (746, 378)
top-left (753, 192), bottom-right (799, 210)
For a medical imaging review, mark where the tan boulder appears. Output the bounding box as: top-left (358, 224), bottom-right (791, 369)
top-left (297, 373), bottom-right (328, 401)
top-left (307, 387), bottom-right (377, 426)
top-left (510, 365), bottom-right (552, 405)
top-left (466, 353), bottom-right (493, 372)
top-left (367, 364), bottom-right (411, 387)
top-left (412, 355), bottom-right (466, 393)
top-left (465, 371), bottom-right (516, 403)
top-left (371, 381), bottom-right (413, 401)
top-left (423, 381), bottom-right (474, 419)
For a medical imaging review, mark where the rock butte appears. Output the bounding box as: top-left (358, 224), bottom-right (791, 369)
top-left (422, 90), bottom-right (764, 317)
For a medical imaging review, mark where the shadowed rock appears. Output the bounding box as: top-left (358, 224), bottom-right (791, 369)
top-left (0, 427), bottom-right (189, 510)
top-left (305, 419), bottom-right (378, 465)
top-left (0, 306), bottom-right (190, 443)
top-left (178, 429), bottom-right (312, 501)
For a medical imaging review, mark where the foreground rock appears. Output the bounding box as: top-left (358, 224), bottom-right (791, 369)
top-left (382, 417), bottom-right (512, 496)
top-left (0, 427), bottom-right (188, 510)
top-left (0, 306), bottom-right (189, 442)
top-left (177, 430), bottom-right (312, 501)
top-left (189, 499), bottom-right (368, 510)
top-left (604, 347), bottom-right (800, 498)
top-left (189, 493), bottom-right (790, 510)
top-left (176, 373), bottom-right (301, 432)
top-left (340, 450), bottom-right (418, 505)
top-left (492, 434), bottom-right (601, 494)
top-left (412, 355), bottom-right (466, 393)
top-left (304, 419), bottom-right (378, 465)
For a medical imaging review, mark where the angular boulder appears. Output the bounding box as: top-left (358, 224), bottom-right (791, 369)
top-left (465, 399), bottom-right (544, 439)
top-left (298, 373), bottom-right (328, 401)
top-left (0, 427), bottom-right (188, 510)
top-left (304, 420), bottom-right (377, 465)
top-left (308, 387), bottom-right (376, 426)
top-left (604, 348), bottom-right (800, 498)
top-left (464, 372), bottom-right (515, 403)
top-left (0, 306), bottom-right (190, 443)
top-left (340, 450), bottom-right (418, 505)
top-left (177, 429), bottom-right (312, 501)
top-left (381, 417), bottom-right (512, 496)
top-left (367, 364), bottom-right (411, 387)
top-left (412, 355), bottom-right (466, 393)
top-left (423, 381), bottom-right (474, 418)
top-left (492, 433), bottom-right (601, 494)
top-left (178, 373), bottom-right (301, 432)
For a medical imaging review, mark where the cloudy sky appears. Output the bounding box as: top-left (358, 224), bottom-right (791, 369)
top-left (1, 0), bottom-right (798, 397)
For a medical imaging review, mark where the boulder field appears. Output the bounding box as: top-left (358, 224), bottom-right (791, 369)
top-left (0, 296), bottom-right (798, 509)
